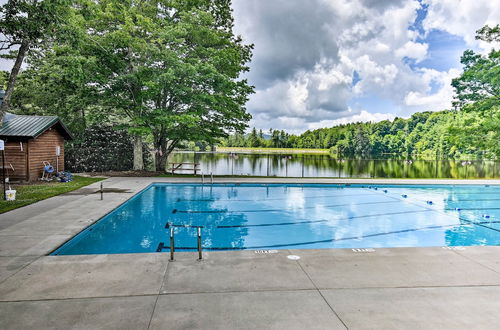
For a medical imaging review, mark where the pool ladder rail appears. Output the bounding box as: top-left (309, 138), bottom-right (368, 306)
top-left (201, 172), bottom-right (214, 184)
top-left (163, 223), bottom-right (203, 261)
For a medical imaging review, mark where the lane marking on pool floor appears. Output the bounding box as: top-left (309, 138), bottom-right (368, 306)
top-left (172, 200), bottom-right (404, 214)
top-left (215, 209), bottom-right (432, 228)
top-left (174, 192), bottom-right (382, 203)
top-left (366, 188), bottom-right (500, 234)
top-left (155, 220), bottom-right (500, 252)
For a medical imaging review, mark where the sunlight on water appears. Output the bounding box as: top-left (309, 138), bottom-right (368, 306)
top-left (52, 183), bottom-right (500, 255)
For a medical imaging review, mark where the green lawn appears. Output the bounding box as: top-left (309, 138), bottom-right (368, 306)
top-left (0, 176), bottom-right (105, 214)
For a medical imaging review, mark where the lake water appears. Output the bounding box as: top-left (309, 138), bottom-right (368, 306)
top-left (169, 152), bottom-right (499, 179)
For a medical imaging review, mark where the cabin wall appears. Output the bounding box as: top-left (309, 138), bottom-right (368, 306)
top-left (27, 129), bottom-right (65, 181)
top-left (3, 141), bottom-right (28, 181)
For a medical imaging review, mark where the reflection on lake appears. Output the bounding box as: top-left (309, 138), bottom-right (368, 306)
top-left (170, 152), bottom-right (499, 179)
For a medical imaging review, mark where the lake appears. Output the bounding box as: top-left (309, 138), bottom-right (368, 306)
top-left (169, 152), bottom-right (499, 179)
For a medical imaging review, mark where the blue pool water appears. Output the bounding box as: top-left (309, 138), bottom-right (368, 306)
top-left (52, 183), bottom-right (500, 255)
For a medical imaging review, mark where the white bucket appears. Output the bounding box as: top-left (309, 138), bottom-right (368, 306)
top-left (6, 189), bottom-right (16, 201)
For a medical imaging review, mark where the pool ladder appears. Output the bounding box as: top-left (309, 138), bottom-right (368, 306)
top-left (201, 172), bottom-right (214, 184)
top-left (169, 225), bottom-right (203, 261)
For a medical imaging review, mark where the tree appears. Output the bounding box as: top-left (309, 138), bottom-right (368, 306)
top-left (77, 0), bottom-right (253, 171)
top-left (142, 1), bottom-right (254, 171)
top-left (13, 0), bottom-right (254, 171)
top-left (447, 24), bottom-right (500, 159)
top-left (0, 0), bottom-right (71, 118)
top-left (10, 41), bottom-right (102, 132)
top-left (476, 25), bottom-right (500, 43)
top-left (248, 128), bottom-right (259, 147)
top-left (451, 24), bottom-right (499, 109)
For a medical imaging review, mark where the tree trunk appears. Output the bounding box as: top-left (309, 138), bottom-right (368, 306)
top-left (154, 136), bottom-right (167, 172)
top-left (0, 40), bottom-right (29, 119)
top-left (150, 147), bottom-right (157, 172)
top-left (154, 133), bottom-right (178, 172)
top-left (133, 135), bottom-right (144, 171)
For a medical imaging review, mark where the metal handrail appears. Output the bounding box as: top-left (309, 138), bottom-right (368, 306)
top-left (210, 172), bottom-right (213, 184)
top-left (197, 227), bottom-right (202, 260)
top-left (167, 223), bottom-right (203, 260)
top-left (201, 172), bottom-right (205, 184)
top-left (170, 227), bottom-right (175, 261)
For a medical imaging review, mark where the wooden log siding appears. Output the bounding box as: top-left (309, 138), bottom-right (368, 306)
top-left (4, 141), bottom-right (27, 181)
top-left (27, 128), bottom-right (65, 181)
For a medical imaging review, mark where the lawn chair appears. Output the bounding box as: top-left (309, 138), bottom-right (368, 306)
top-left (41, 161), bottom-right (55, 181)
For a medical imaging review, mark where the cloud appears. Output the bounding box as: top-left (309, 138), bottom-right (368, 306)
top-left (233, 1), bottom-right (342, 88)
top-left (422, 0), bottom-right (500, 49)
top-left (250, 109), bottom-right (396, 135)
top-left (404, 68), bottom-right (461, 109)
top-left (395, 41), bottom-right (429, 62)
top-left (232, 0), bottom-right (499, 133)
top-left (307, 110), bottom-right (396, 130)
top-left (233, 0), bottom-right (432, 131)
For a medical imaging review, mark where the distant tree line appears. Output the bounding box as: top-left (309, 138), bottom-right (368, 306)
top-left (220, 107), bottom-right (497, 159)
top-left (221, 128), bottom-right (293, 148)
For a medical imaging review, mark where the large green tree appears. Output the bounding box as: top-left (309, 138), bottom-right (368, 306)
top-left (451, 24), bottom-right (499, 108)
top-left (11, 0), bottom-right (254, 171)
top-left (448, 24), bottom-right (500, 159)
top-left (0, 0), bottom-right (71, 118)
top-left (141, 1), bottom-right (253, 170)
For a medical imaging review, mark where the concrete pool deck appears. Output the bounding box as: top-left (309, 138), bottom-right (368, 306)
top-left (1, 176), bottom-right (500, 329)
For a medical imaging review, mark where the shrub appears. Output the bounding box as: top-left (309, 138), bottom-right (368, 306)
top-left (65, 125), bottom-right (134, 172)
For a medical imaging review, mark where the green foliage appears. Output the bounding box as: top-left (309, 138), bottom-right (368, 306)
top-left (451, 25), bottom-right (499, 108)
top-left (0, 0), bottom-right (71, 51)
top-left (65, 125), bottom-right (148, 172)
top-left (0, 0), bottom-right (73, 113)
top-left (10, 0), bottom-right (254, 171)
top-left (223, 107), bottom-right (499, 159)
top-left (0, 70), bottom-right (8, 89)
top-left (447, 24), bottom-right (500, 158)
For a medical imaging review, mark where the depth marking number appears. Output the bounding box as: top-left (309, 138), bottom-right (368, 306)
top-left (254, 250), bottom-right (278, 254)
top-left (352, 248), bottom-right (375, 253)
top-left (442, 246), bottom-right (466, 251)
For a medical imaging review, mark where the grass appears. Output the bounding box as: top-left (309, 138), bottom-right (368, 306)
top-left (216, 147), bottom-right (330, 154)
top-left (0, 176), bottom-right (105, 214)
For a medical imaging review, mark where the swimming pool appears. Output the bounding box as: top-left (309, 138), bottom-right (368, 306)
top-left (52, 183), bottom-right (500, 255)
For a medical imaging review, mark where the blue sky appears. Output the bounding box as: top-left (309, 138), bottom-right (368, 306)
top-left (232, 0), bottom-right (500, 133)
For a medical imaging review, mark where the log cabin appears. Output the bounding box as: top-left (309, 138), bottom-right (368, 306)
top-left (0, 113), bottom-right (73, 182)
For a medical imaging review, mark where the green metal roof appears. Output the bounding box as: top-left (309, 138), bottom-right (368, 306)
top-left (0, 114), bottom-right (73, 140)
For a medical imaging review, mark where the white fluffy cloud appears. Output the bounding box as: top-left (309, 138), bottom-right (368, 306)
top-left (231, 0), bottom-right (498, 133)
top-left (395, 41), bottom-right (429, 62)
top-left (404, 68), bottom-right (461, 110)
top-left (423, 0), bottom-right (500, 48)
top-left (249, 109), bottom-right (394, 135)
top-left (307, 110), bottom-right (396, 131)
